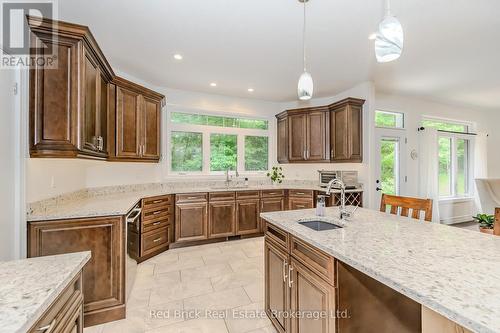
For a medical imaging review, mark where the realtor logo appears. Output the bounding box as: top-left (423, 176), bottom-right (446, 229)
top-left (1, 0), bottom-right (58, 68)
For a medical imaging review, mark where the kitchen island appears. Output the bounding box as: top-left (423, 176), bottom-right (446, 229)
top-left (260, 207), bottom-right (500, 333)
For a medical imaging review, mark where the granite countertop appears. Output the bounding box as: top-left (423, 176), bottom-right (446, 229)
top-left (0, 252), bottom-right (91, 333)
top-left (27, 183), bottom-right (363, 222)
top-left (260, 207), bottom-right (500, 333)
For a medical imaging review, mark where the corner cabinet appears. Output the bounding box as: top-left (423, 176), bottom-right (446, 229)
top-left (28, 16), bottom-right (165, 162)
top-left (276, 97), bottom-right (364, 164)
top-left (110, 77), bottom-right (163, 162)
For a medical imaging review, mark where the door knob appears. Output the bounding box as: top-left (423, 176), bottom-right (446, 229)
top-left (376, 187), bottom-right (382, 192)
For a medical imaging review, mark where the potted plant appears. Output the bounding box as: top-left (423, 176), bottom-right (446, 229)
top-left (267, 166), bottom-right (285, 186)
top-left (473, 214), bottom-right (495, 234)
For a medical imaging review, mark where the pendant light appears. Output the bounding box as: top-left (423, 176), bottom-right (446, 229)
top-left (297, 0), bottom-right (313, 100)
top-left (375, 0), bottom-right (404, 63)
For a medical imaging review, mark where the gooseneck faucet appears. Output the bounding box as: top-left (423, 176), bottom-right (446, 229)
top-left (325, 178), bottom-right (352, 220)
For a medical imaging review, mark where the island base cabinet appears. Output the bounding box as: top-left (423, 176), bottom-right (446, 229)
top-left (337, 261), bottom-right (421, 333)
top-left (265, 240), bottom-right (289, 333)
top-left (28, 217), bottom-right (125, 327)
top-left (289, 258), bottom-right (335, 333)
top-left (422, 306), bottom-right (472, 333)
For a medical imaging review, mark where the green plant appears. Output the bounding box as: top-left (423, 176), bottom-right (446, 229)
top-left (267, 166), bottom-right (285, 184)
top-left (472, 214), bottom-right (495, 229)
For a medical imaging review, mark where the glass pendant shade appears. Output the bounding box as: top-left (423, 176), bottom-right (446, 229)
top-left (375, 16), bottom-right (404, 63)
top-left (298, 71), bottom-right (313, 101)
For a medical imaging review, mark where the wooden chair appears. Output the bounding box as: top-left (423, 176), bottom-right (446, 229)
top-left (380, 194), bottom-right (433, 222)
top-left (494, 208), bottom-right (500, 236)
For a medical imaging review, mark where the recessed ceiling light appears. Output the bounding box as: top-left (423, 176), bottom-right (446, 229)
top-left (247, 88), bottom-right (254, 92)
top-left (368, 33), bottom-right (377, 40)
top-left (210, 82), bottom-right (217, 87)
top-left (173, 54), bottom-right (183, 60)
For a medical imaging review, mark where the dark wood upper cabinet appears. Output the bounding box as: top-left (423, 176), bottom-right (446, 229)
top-left (276, 107), bottom-right (329, 163)
top-left (275, 98), bottom-right (363, 164)
top-left (330, 98), bottom-right (364, 163)
top-left (28, 16), bottom-right (164, 162)
top-left (110, 77), bottom-right (164, 162)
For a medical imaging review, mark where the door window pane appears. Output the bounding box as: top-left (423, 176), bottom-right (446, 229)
top-left (380, 138), bottom-right (399, 195)
top-left (456, 139), bottom-right (468, 195)
top-left (210, 134), bottom-right (237, 171)
top-left (171, 131), bottom-right (203, 172)
top-left (245, 136), bottom-right (268, 171)
top-left (438, 137), bottom-right (452, 196)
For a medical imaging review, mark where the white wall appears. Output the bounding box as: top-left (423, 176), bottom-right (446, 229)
top-left (375, 92), bottom-right (499, 222)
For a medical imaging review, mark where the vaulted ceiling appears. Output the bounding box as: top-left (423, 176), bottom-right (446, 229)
top-left (58, 0), bottom-right (500, 109)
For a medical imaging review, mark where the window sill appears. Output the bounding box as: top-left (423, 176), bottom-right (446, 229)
top-left (438, 196), bottom-right (475, 204)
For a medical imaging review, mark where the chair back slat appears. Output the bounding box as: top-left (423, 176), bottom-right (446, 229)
top-left (380, 194), bottom-right (433, 222)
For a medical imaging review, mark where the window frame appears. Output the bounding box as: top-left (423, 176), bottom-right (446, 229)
top-left (422, 117), bottom-right (474, 199)
top-left (374, 110), bottom-right (405, 129)
top-left (167, 110), bottom-right (271, 176)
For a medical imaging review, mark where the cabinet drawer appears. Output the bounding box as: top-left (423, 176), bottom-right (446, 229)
top-left (236, 190), bottom-right (260, 200)
top-left (261, 189), bottom-right (285, 198)
top-left (209, 191), bottom-right (236, 201)
top-left (142, 216), bottom-right (172, 234)
top-left (176, 193), bottom-right (208, 203)
top-left (290, 236), bottom-right (335, 286)
top-left (142, 226), bottom-right (169, 254)
top-left (288, 189), bottom-right (314, 198)
top-left (265, 223), bottom-right (288, 251)
top-left (143, 195), bottom-right (174, 209)
top-left (29, 273), bottom-right (83, 333)
top-left (143, 206), bottom-right (173, 221)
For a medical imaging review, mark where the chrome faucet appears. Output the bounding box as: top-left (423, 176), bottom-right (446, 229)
top-left (326, 178), bottom-right (352, 220)
top-left (225, 168), bottom-right (232, 187)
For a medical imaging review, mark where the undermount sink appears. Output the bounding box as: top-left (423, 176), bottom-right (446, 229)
top-left (298, 220), bottom-right (343, 231)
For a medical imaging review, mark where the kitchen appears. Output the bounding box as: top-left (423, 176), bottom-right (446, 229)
top-left (1, 1), bottom-right (500, 333)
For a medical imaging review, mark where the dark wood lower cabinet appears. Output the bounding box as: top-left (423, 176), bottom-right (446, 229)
top-left (236, 199), bottom-right (260, 235)
top-left (260, 197), bottom-right (285, 233)
top-left (28, 217), bottom-right (125, 327)
top-left (175, 202), bottom-right (208, 243)
top-left (209, 201), bottom-right (236, 238)
top-left (288, 197), bottom-right (314, 210)
top-left (265, 239), bottom-right (289, 333)
top-left (289, 258), bottom-right (335, 333)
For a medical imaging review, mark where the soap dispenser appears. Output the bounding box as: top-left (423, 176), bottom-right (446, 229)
top-left (316, 195), bottom-right (327, 217)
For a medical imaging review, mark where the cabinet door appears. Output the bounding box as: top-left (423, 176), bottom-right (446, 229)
top-left (288, 114), bottom-right (307, 161)
top-left (306, 111), bottom-right (329, 161)
top-left (289, 259), bottom-right (336, 333)
top-left (261, 197), bottom-right (285, 232)
top-left (265, 240), bottom-right (289, 333)
top-left (28, 217), bottom-right (125, 326)
top-left (81, 51), bottom-right (99, 153)
top-left (97, 72), bottom-right (109, 155)
top-left (288, 198), bottom-right (313, 210)
top-left (116, 87), bottom-right (141, 158)
top-left (59, 302), bottom-right (84, 333)
top-left (175, 203), bottom-right (208, 242)
top-left (277, 116), bottom-right (288, 163)
top-left (331, 106), bottom-right (349, 161)
top-left (236, 199), bottom-right (260, 235)
top-left (142, 96), bottom-right (161, 160)
top-left (209, 201), bottom-right (236, 238)
top-left (347, 104), bottom-right (363, 162)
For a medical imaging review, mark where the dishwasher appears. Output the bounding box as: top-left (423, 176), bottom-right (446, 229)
top-left (125, 204), bottom-right (141, 300)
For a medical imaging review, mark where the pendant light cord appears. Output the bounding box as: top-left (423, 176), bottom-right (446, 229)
top-left (385, 0), bottom-right (391, 17)
top-left (303, 0), bottom-right (307, 72)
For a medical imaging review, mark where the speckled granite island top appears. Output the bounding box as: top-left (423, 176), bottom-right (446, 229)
top-left (0, 252), bottom-right (91, 333)
top-left (261, 207), bottom-right (500, 333)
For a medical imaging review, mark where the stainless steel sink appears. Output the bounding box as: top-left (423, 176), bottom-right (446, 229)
top-left (298, 220), bottom-right (342, 231)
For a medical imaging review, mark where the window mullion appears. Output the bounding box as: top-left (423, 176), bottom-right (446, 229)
top-left (203, 132), bottom-right (211, 174)
top-left (451, 137), bottom-right (457, 197)
top-left (238, 134), bottom-right (245, 173)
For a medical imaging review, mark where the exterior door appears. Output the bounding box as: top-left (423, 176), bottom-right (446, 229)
top-left (374, 129), bottom-right (407, 208)
top-left (265, 240), bottom-right (289, 333)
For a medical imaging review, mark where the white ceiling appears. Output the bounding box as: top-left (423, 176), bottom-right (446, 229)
top-left (58, 0), bottom-right (500, 109)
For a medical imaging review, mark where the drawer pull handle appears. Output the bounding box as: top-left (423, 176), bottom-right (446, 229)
top-left (152, 222), bottom-right (161, 226)
top-left (283, 260), bottom-right (288, 282)
top-left (36, 319), bottom-right (56, 332)
top-left (288, 265), bottom-right (294, 288)
top-left (296, 205), bottom-right (306, 208)
top-left (152, 200), bottom-right (163, 204)
top-left (153, 211), bottom-right (162, 215)
top-left (295, 192), bottom-right (305, 195)
top-left (187, 196), bottom-right (199, 199)
top-left (153, 237), bottom-right (162, 243)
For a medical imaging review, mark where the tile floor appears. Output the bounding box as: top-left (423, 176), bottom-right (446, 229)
top-left (84, 237), bottom-right (277, 333)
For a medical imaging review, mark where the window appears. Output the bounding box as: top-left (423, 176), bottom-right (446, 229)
top-left (422, 118), bottom-right (472, 198)
top-left (375, 110), bottom-right (404, 129)
top-left (169, 112), bottom-right (269, 174)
